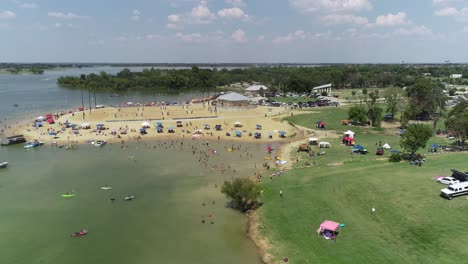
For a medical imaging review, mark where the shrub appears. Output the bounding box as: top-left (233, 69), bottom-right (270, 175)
top-left (389, 153), bottom-right (402, 162)
top-left (221, 178), bottom-right (261, 212)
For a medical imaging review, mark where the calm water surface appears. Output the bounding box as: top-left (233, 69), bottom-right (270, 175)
top-left (0, 68), bottom-right (268, 264)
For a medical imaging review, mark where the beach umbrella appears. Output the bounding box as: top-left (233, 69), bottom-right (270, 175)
top-left (36, 116), bottom-right (45, 121)
top-left (156, 122), bottom-right (163, 126)
top-left (141, 121), bottom-right (150, 127)
top-left (96, 124), bottom-right (104, 127)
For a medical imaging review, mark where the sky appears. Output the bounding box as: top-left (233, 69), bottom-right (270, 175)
top-left (1, 0), bottom-right (468, 63)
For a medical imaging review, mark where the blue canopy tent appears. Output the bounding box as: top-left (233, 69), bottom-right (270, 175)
top-left (256, 124), bottom-right (262, 130)
top-left (235, 131), bottom-right (242, 137)
top-left (254, 132), bottom-right (261, 139)
top-left (157, 127), bottom-right (163, 133)
top-left (203, 124), bottom-right (210, 129)
top-left (139, 127), bottom-right (147, 134)
top-left (390, 149), bottom-right (400, 154)
top-left (156, 122), bottom-right (163, 128)
top-left (168, 126), bottom-right (175, 133)
top-left (352, 144), bottom-right (368, 154)
top-left (279, 131), bottom-right (287, 138)
top-left (430, 143), bottom-right (441, 148)
top-left (35, 121), bottom-right (43, 127)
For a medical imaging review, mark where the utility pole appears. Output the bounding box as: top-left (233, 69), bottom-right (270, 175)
top-left (80, 87), bottom-right (85, 120)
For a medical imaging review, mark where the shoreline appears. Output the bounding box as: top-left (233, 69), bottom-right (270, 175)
top-left (5, 104), bottom-right (303, 146)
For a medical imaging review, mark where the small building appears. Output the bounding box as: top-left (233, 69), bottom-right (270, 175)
top-left (451, 74), bottom-right (463, 79)
top-left (245, 85), bottom-right (268, 96)
top-left (217, 92), bottom-right (251, 107)
top-left (312, 83), bottom-right (332, 95)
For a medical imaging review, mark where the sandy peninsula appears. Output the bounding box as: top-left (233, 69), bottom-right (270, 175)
top-left (11, 103), bottom-right (307, 146)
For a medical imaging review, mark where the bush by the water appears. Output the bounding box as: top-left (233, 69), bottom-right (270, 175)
top-left (221, 178), bottom-right (261, 212)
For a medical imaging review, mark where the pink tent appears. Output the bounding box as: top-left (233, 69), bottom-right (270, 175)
top-left (319, 220), bottom-right (340, 231)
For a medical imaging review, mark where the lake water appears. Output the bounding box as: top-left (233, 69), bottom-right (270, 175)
top-left (0, 68), bottom-right (266, 264)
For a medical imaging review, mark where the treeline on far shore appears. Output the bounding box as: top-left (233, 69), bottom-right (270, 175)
top-left (57, 64), bottom-right (468, 93)
top-left (0, 63), bottom-right (90, 74)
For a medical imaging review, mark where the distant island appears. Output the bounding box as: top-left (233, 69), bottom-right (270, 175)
top-left (0, 63), bottom-right (91, 75)
top-left (57, 64), bottom-right (468, 93)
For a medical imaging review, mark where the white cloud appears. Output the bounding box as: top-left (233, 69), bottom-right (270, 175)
top-left (273, 30), bottom-right (308, 44)
top-left (289, 0), bottom-right (372, 13)
top-left (433, 0), bottom-right (461, 5)
top-left (375, 12), bottom-right (408, 26)
top-left (131, 9), bottom-right (141, 21)
top-left (0, 11), bottom-right (16, 19)
top-left (166, 23), bottom-right (179, 29)
top-left (48, 12), bottom-right (83, 19)
top-left (217, 7), bottom-right (248, 19)
top-left (168, 14), bottom-right (180, 23)
top-left (226, 0), bottom-right (245, 7)
top-left (176, 32), bottom-right (202, 42)
top-left (20, 3), bottom-right (39, 9)
top-left (320, 14), bottom-right (368, 25)
top-left (392, 25), bottom-right (432, 36)
top-left (191, 5), bottom-right (213, 18)
top-left (145, 34), bottom-right (162, 40)
top-left (464, 26), bottom-right (468, 33)
top-left (231, 29), bottom-right (247, 43)
top-left (257, 35), bottom-right (265, 42)
top-left (54, 23), bottom-right (61, 28)
top-left (434, 7), bottom-right (459, 16)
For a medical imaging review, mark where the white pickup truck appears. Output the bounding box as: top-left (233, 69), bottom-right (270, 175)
top-left (440, 182), bottom-right (468, 200)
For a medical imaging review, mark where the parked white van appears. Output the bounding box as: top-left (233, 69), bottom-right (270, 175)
top-left (440, 182), bottom-right (468, 200)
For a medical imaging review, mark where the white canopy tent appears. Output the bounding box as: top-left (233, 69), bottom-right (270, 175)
top-left (309, 137), bottom-right (318, 144)
top-left (344, 130), bottom-right (355, 138)
top-left (382, 143), bottom-right (392, 149)
top-left (141, 121), bottom-right (150, 128)
top-left (318, 142), bottom-right (331, 148)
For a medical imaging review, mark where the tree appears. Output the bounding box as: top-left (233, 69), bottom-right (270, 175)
top-left (221, 177), bottom-right (261, 212)
top-left (406, 78), bottom-right (446, 123)
top-left (445, 100), bottom-right (468, 144)
top-left (400, 124), bottom-right (433, 156)
top-left (365, 91), bottom-right (382, 127)
top-left (384, 87), bottom-right (402, 118)
top-left (348, 105), bottom-right (368, 125)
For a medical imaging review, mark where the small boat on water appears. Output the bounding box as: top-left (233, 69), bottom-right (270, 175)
top-left (92, 140), bottom-right (106, 147)
top-left (101, 186), bottom-right (112, 190)
top-left (0, 162), bottom-right (8, 168)
top-left (24, 140), bottom-right (43, 149)
top-left (125, 195), bottom-right (135, 201)
top-left (71, 229), bottom-right (88, 237)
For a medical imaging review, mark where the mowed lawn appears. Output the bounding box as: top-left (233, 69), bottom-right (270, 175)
top-left (258, 107), bottom-right (468, 264)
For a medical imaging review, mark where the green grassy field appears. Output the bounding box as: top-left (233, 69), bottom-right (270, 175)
top-left (258, 107), bottom-right (467, 264)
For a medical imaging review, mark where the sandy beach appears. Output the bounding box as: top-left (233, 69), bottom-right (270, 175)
top-left (10, 104), bottom-right (303, 146)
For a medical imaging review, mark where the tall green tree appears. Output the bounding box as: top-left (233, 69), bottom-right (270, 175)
top-left (348, 105), bottom-right (368, 125)
top-left (445, 100), bottom-right (468, 144)
top-left (400, 124), bottom-right (433, 156)
top-left (221, 178), bottom-right (261, 212)
top-left (384, 86), bottom-right (402, 118)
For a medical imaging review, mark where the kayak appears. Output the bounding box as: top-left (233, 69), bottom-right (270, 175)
top-left (101, 187), bottom-right (112, 190)
top-left (125, 195), bottom-right (135, 201)
top-left (61, 194), bottom-right (76, 198)
top-left (71, 229), bottom-right (88, 237)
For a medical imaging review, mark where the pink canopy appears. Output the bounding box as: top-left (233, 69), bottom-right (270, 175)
top-left (319, 220), bottom-right (340, 231)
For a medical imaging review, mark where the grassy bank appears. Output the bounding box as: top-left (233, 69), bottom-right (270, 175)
top-left (257, 106), bottom-right (467, 263)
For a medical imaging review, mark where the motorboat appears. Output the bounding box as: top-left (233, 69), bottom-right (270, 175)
top-left (71, 229), bottom-right (88, 237)
top-left (24, 140), bottom-right (43, 149)
top-left (93, 140), bottom-right (106, 147)
top-left (0, 162), bottom-right (8, 168)
top-left (125, 195), bottom-right (135, 201)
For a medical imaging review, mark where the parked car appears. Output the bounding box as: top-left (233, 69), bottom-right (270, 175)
top-left (436, 177), bottom-right (460, 185)
top-left (450, 169), bottom-right (468, 182)
top-left (440, 182), bottom-right (468, 200)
